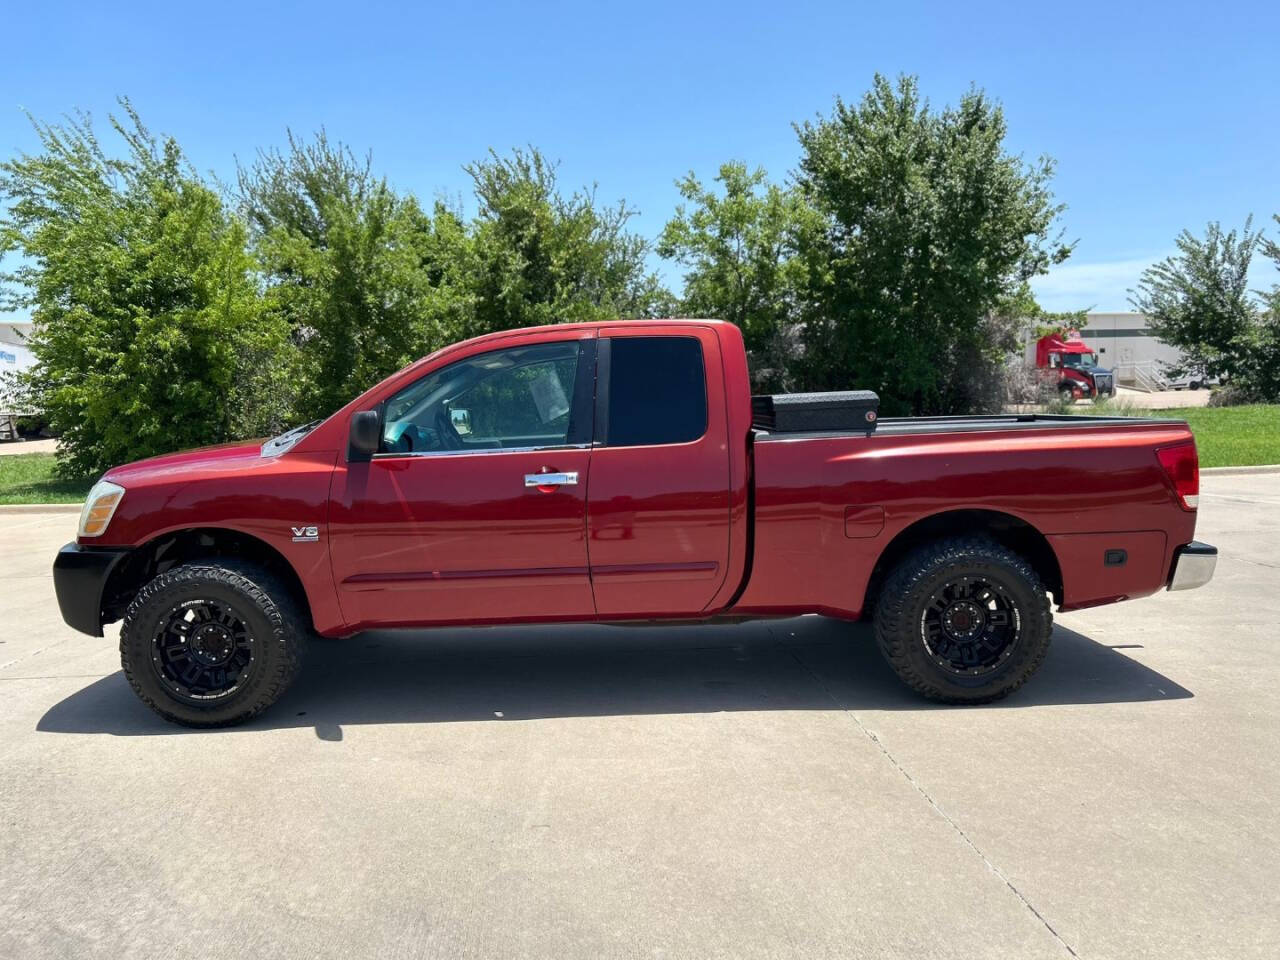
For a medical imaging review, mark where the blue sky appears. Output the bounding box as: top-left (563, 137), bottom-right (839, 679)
top-left (3, 0), bottom-right (1278, 317)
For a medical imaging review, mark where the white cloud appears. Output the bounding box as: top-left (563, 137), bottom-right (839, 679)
top-left (1031, 253), bottom-right (1169, 313)
top-left (1033, 250), bottom-right (1280, 314)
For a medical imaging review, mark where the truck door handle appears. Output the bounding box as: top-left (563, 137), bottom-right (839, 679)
top-left (524, 471), bottom-right (578, 488)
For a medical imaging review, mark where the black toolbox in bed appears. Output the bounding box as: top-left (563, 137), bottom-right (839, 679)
top-left (751, 391), bottom-right (879, 434)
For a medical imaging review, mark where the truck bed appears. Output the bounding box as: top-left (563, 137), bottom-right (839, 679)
top-left (734, 414), bottom-right (1198, 620)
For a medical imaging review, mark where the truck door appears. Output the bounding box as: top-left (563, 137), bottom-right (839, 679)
top-left (586, 327), bottom-right (732, 617)
top-left (328, 336), bottom-right (597, 629)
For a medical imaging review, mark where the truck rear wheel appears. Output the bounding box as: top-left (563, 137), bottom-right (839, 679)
top-left (873, 537), bottom-right (1052, 704)
top-left (119, 560), bottom-right (306, 727)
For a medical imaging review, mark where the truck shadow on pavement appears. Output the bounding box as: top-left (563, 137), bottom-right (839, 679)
top-left (38, 617), bottom-right (1192, 737)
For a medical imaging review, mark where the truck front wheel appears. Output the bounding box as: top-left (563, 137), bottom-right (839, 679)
top-left (873, 537), bottom-right (1052, 704)
top-left (119, 560), bottom-right (306, 727)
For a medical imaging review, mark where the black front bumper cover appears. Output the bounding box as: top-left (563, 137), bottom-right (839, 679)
top-left (53, 542), bottom-right (130, 637)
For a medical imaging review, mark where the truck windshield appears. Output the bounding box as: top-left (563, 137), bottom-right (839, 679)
top-left (1062, 353), bottom-right (1097, 369)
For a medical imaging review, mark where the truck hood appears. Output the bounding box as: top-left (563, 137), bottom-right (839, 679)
top-left (103, 440), bottom-right (266, 485)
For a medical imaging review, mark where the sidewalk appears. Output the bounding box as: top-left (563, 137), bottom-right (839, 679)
top-left (0, 437), bottom-right (58, 456)
top-left (1114, 386), bottom-right (1212, 409)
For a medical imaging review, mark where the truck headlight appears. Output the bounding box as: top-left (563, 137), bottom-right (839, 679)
top-left (78, 480), bottom-right (125, 538)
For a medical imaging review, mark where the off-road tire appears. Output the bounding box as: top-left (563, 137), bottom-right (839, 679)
top-left (120, 560), bottom-right (306, 727)
top-left (873, 537), bottom-right (1052, 704)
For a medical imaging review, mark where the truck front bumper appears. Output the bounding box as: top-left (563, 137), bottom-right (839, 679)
top-left (53, 542), bottom-right (130, 637)
top-left (1168, 541), bottom-right (1217, 592)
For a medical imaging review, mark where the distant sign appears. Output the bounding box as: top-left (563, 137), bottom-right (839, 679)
top-left (1, 350), bottom-right (17, 364)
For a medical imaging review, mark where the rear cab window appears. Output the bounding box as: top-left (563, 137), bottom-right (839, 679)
top-left (599, 336), bottom-right (707, 447)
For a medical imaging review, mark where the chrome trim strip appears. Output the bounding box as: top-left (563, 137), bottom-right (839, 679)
top-left (590, 561), bottom-right (720, 581)
top-left (342, 566), bottom-right (591, 590)
top-left (372, 443), bottom-right (591, 461)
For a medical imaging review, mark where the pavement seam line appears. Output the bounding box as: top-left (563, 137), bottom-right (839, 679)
top-left (778, 636), bottom-right (1079, 959)
top-left (1222, 555), bottom-right (1280, 570)
top-left (0, 673), bottom-right (113, 681)
top-left (0, 636), bottom-right (76, 673)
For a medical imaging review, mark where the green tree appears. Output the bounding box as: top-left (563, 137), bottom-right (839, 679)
top-left (238, 131), bottom-right (470, 421)
top-left (792, 74), bottom-right (1072, 415)
top-left (1129, 218), bottom-right (1261, 381)
top-left (0, 103), bottom-right (282, 477)
top-left (465, 148), bottom-right (671, 335)
top-left (657, 162), bottom-right (814, 390)
top-left (1241, 215), bottom-right (1280, 401)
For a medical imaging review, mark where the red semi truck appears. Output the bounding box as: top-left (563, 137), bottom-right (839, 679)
top-left (1036, 330), bottom-right (1116, 402)
top-left (54, 320), bottom-right (1215, 726)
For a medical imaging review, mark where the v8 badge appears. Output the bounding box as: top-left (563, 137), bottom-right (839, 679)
top-left (291, 525), bottom-right (319, 543)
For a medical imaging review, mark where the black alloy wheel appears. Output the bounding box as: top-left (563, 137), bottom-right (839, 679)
top-left (920, 575), bottom-right (1021, 677)
top-left (151, 597), bottom-right (258, 702)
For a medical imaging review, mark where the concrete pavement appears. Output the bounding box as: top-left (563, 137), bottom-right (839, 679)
top-left (2, 477), bottom-right (1278, 959)
top-left (1114, 387), bottom-right (1212, 409)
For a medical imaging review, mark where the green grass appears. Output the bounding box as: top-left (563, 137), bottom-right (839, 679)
top-left (1140, 405), bottom-right (1280, 468)
top-left (0, 453), bottom-right (93, 504)
top-left (1073, 401), bottom-right (1280, 468)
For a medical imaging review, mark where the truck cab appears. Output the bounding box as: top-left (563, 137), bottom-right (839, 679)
top-left (1036, 330), bottom-right (1115, 402)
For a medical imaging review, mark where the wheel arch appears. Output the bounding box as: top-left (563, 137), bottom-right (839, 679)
top-left (863, 509), bottom-right (1063, 613)
top-left (101, 527), bottom-right (314, 630)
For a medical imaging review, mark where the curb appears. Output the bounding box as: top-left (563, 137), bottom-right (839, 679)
top-left (1201, 465), bottom-right (1280, 476)
top-left (0, 503), bottom-right (82, 515)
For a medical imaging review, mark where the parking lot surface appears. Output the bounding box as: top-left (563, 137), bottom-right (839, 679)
top-left (1113, 386), bottom-right (1212, 409)
top-left (2, 474), bottom-right (1277, 959)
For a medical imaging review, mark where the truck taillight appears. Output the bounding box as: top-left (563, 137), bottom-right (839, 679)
top-left (1156, 442), bottom-right (1199, 511)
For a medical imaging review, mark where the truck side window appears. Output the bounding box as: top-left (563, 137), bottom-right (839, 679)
top-left (380, 341), bottom-right (583, 454)
top-left (604, 336), bottom-right (707, 446)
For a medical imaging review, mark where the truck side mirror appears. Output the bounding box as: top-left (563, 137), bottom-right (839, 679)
top-left (348, 410), bottom-right (381, 462)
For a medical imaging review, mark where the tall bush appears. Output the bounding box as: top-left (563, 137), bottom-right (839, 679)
top-left (465, 148), bottom-right (668, 335)
top-left (1129, 219), bottom-right (1260, 382)
top-left (238, 132), bottom-right (466, 421)
top-left (0, 103), bottom-right (286, 477)
top-left (792, 75), bottom-right (1072, 415)
top-left (657, 162), bottom-right (813, 391)
top-left (1133, 215), bottom-right (1280, 404)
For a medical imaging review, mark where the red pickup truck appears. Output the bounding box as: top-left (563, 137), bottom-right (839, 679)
top-left (53, 320), bottom-right (1217, 726)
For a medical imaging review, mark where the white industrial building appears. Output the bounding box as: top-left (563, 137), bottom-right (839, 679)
top-left (1, 321), bottom-right (37, 437)
top-left (0, 319), bottom-right (34, 347)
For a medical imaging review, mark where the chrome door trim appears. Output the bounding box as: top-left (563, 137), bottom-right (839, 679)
top-left (372, 443), bottom-right (591, 461)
